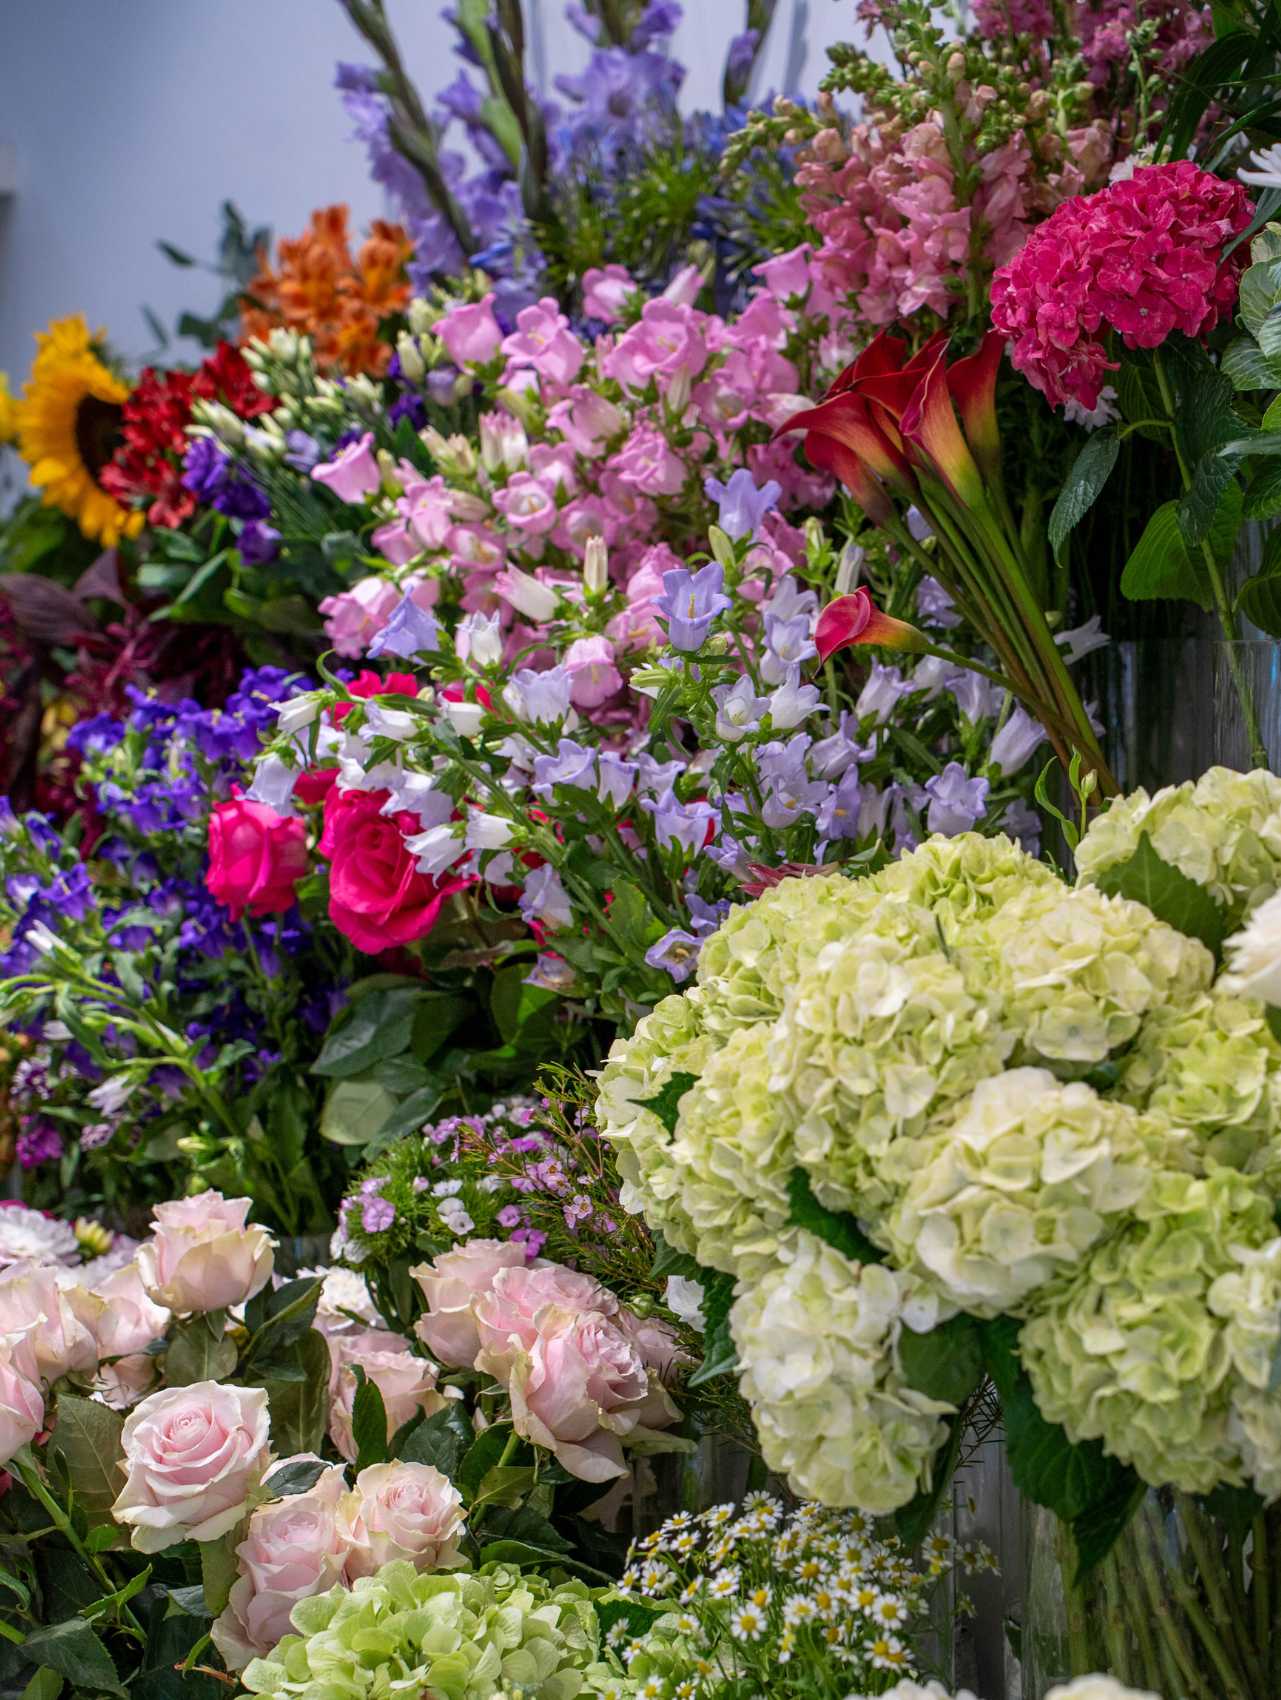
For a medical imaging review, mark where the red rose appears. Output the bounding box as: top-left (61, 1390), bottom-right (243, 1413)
top-left (207, 799), bottom-right (309, 920)
top-left (319, 788), bottom-right (468, 954)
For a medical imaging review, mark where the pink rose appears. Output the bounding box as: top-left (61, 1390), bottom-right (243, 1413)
top-left (206, 798), bottom-right (309, 921)
top-left (437, 292), bottom-right (503, 367)
top-left (473, 1262), bottom-right (615, 1380)
top-left (211, 1458), bottom-right (351, 1671)
top-left (582, 264), bottom-right (639, 323)
top-left (311, 432), bottom-right (381, 503)
top-left (137, 1191), bottom-right (274, 1314)
top-left (563, 636), bottom-right (622, 709)
top-left (89, 1260), bottom-right (170, 1407)
top-left (507, 1310), bottom-right (653, 1483)
top-left (319, 577), bottom-right (402, 658)
top-left (113, 1381), bottom-right (272, 1552)
top-left (340, 1461), bottom-right (466, 1578)
top-left (410, 1239), bottom-right (529, 1368)
top-left (318, 787), bottom-right (469, 954)
top-left (327, 1333), bottom-right (446, 1463)
top-left (0, 1341), bottom-right (44, 1465)
top-left (0, 1263), bottom-right (100, 1382)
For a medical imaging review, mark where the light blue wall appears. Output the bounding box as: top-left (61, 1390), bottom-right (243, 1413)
top-left (0, 1), bottom-right (857, 387)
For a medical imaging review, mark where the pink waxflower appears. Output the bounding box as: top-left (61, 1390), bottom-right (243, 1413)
top-left (583, 264), bottom-right (639, 322)
top-left (319, 576), bottom-right (402, 657)
top-left (436, 291), bottom-right (503, 366)
top-left (603, 300), bottom-right (709, 395)
top-left (991, 161), bottom-right (1252, 409)
top-left (312, 432), bottom-right (381, 503)
top-left (501, 298), bottom-right (586, 389)
top-left (563, 635), bottom-right (623, 708)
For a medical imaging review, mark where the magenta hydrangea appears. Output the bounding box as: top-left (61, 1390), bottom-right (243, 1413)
top-left (991, 161), bottom-right (1252, 410)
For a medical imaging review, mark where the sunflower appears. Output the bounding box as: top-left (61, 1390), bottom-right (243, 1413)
top-left (15, 315), bottom-right (144, 546)
top-left (0, 372), bottom-right (17, 446)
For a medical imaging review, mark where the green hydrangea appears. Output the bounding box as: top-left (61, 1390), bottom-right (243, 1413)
top-left (1019, 1168), bottom-right (1278, 1494)
top-left (1209, 1236), bottom-right (1281, 1500)
top-left (885, 1068), bottom-right (1195, 1317)
top-left (1075, 766), bottom-right (1281, 917)
top-left (240, 1561), bottom-right (600, 1700)
top-left (871, 830), bottom-right (1059, 924)
top-left (595, 992), bottom-right (717, 1258)
top-left (972, 880), bottom-right (1212, 1067)
top-left (730, 1228), bottom-right (954, 1513)
top-left (776, 930), bottom-right (1015, 1217)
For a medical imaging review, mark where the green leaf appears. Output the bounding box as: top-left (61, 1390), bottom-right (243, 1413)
top-left (312, 985), bottom-right (422, 1078)
top-left (48, 1395), bottom-right (125, 1527)
top-left (156, 240), bottom-right (196, 267)
top-left (165, 1316), bottom-right (237, 1387)
top-left (1221, 336), bottom-right (1281, 392)
top-left (785, 1167), bottom-right (885, 1266)
top-left (362, 1083), bottom-right (449, 1154)
top-left (474, 1502), bottom-right (573, 1554)
top-left (241, 1277), bottom-right (323, 1366)
top-left (490, 968), bottom-right (559, 1050)
top-left (650, 1233), bottom-right (702, 1283)
top-left (320, 1077), bottom-right (399, 1147)
top-left (400, 1402), bottom-right (475, 1478)
top-left (458, 1422), bottom-right (517, 1503)
top-left (1236, 525), bottom-right (1281, 635)
top-left (261, 1458), bottom-right (328, 1498)
top-left (1048, 430), bottom-right (1119, 559)
top-left (897, 1314), bottom-right (984, 1407)
top-left (469, 1465), bottom-right (536, 1511)
top-left (686, 1270), bottom-right (738, 1388)
top-left (352, 1375), bottom-right (389, 1470)
top-left (253, 1329), bottom-right (330, 1456)
top-left (1089, 832), bottom-right (1227, 956)
top-left (18, 1669), bottom-right (63, 1700)
top-left (1243, 459), bottom-right (1281, 519)
top-left (199, 1533), bottom-right (239, 1618)
top-left (1176, 456), bottom-right (1238, 550)
top-left (21, 1620), bottom-right (122, 1696)
top-left (596, 1596), bottom-right (668, 1643)
top-left (1241, 252), bottom-right (1281, 340)
top-left (639, 1071), bottom-right (698, 1137)
top-left (1119, 501), bottom-right (1210, 607)
top-left (1071, 1477), bottom-right (1147, 1581)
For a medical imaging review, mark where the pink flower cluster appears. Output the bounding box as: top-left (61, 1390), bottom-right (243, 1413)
top-left (211, 1453), bottom-right (465, 1670)
top-left (991, 161), bottom-right (1252, 409)
top-left (797, 113), bottom-right (1110, 330)
top-left (314, 260), bottom-right (838, 672)
top-left (411, 1239), bottom-right (684, 1482)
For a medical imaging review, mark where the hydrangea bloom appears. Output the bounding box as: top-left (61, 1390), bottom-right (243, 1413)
top-left (991, 163), bottom-right (1252, 409)
top-left (241, 1560), bottom-right (599, 1700)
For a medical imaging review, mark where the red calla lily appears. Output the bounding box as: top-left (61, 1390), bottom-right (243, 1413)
top-left (814, 588), bottom-right (926, 663)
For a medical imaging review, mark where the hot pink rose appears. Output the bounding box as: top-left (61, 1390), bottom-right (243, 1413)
top-left (113, 1380), bottom-right (272, 1552)
top-left (0, 1340), bottom-right (44, 1465)
top-left (211, 1458), bottom-right (351, 1671)
top-left (436, 292), bottom-right (503, 367)
top-left (311, 432), bottom-right (381, 503)
top-left (137, 1191), bottom-right (275, 1315)
top-left (319, 576), bottom-right (402, 658)
top-left (473, 1262), bottom-right (615, 1380)
top-left (319, 787), bottom-right (469, 954)
top-left (341, 1461), bottom-right (466, 1578)
top-left (563, 635), bottom-right (622, 709)
top-left (327, 1333), bottom-right (446, 1462)
top-left (582, 264), bottom-right (639, 323)
top-left (206, 798), bottom-right (309, 921)
top-left (410, 1239), bottom-right (529, 1368)
top-left (507, 1310), bottom-right (658, 1483)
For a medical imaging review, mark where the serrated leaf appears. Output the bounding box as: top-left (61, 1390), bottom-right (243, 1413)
top-left (352, 1374), bottom-right (389, 1469)
top-left (1235, 524), bottom-right (1281, 635)
top-left (1089, 831), bottom-right (1227, 956)
top-left (262, 1458), bottom-right (328, 1497)
top-left (21, 1620), bottom-right (122, 1696)
top-left (639, 1071), bottom-right (697, 1137)
top-left (686, 1270), bottom-right (738, 1388)
top-left (786, 1167), bottom-right (885, 1265)
top-left (1221, 336), bottom-right (1281, 392)
top-left (1243, 460), bottom-right (1281, 519)
top-left (650, 1233), bottom-right (702, 1283)
top-left (1119, 500), bottom-right (1211, 608)
top-left (49, 1395), bottom-right (125, 1526)
top-left (400, 1401), bottom-right (475, 1478)
top-left (1177, 455), bottom-right (1238, 549)
top-left (1048, 430), bottom-right (1119, 559)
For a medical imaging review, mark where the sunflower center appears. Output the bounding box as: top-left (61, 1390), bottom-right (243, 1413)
top-left (74, 395), bottom-right (123, 479)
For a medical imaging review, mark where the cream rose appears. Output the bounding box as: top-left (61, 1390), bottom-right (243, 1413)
top-left (327, 1333), bottom-right (446, 1463)
top-left (410, 1239), bottom-right (529, 1367)
top-left (137, 1191), bottom-right (274, 1314)
top-left (340, 1461), bottom-right (466, 1578)
top-left (112, 1380), bottom-right (272, 1552)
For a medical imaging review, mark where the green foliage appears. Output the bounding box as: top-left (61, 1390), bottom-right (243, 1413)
top-left (1048, 430), bottom-right (1119, 560)
top-left (785, 1167), bottom-right (885, 1266)
top-left (1090, 832), bottom-right (1228, 956)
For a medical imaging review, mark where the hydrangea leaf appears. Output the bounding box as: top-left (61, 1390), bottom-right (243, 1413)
top-left (897, 1314), bottom-right (984, 1407)
top-left (785, 1167), bottom-right (885, 1267)
top-left (639, 1071), bottom-right (698, 1137)
top-left (686, 1270), bottom-right (738, 1387)
top-left (1048, 429), bottom-right (1119, 561)
top-left (1089, 831), bottom-right (1227, 956)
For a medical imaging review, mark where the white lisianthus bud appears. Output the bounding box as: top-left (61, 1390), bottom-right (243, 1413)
top-left (1221, 890), bottom-right (1281, 1006)
top-left (584, 536), bottom-right (609, 595)
top-left (396, 331), bottom-right (427, 383)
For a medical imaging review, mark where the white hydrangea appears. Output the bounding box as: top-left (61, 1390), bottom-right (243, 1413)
top-left (730, 1228), bottom-right (954, 1514)
top-left (885, 1068), bottom-right (1193, 1317)
top-left (1220, 888), bottom-right (1281, 1004)
top-left (1209, 1236), bottom-right (1281, 1499)
top-left (1046, 1681), bottom-right (1163, 1700)
top-left (1075, 765), bottom-right (1281, 915)
top-left (871, 829), bottom-right (1059, 923)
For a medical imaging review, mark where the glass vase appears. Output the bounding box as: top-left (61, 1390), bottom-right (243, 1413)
top-left (1022, 1492), bottom-right (1281, 1700)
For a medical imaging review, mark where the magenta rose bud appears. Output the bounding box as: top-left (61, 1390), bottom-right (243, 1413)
top-left (410, 1239), bottom-right (530, 1368)
top-left (206, 798), bottom-right (309, 921)
top-left (341, 1461), bottom-right (466, 1578)
top-left (137, 1190), bottom-right (275, 1315)
top-left (112, 1380), bottom-right (272, 1552)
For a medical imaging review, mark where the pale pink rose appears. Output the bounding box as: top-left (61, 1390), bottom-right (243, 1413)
top-left (312, 432), bottom-right (381, 503)
top-left (113, 1381), bottom-right (272, 1552)
top-left (0, 1340), bottom-right (44, 1465)
top-left (563, 636), bottom-right (622, 708)
top-left (473, 1262), bottom-right (615, 1380)
top-left (436, 292), bottom-right (503, 367)
top-left (341, 1461), bottom-right (466, 1579)
top-left (92, 1261), bottom-right (170, 1360)
top-left (94, 1355), bottom-right (160, 1412)
top-left (318, 577), bottom-right (402, 659)
top-left (507, 1310), bottom-right (651, 1482)
top-left (410, 1239), bottom-right (529, 1368)
top-left (137, 1191), bottom-right (274, 1315)
top-left (211, 1458), bottom-right (351, 1672)
top-left (0, 1263), bottom-right (100, 1383)
top-left (615, 1308), bottom-right (689, 1379)
top-left (327, 1335), bottom-right (445, 1463)
top-left (582, 264), bottom-right (639, 323)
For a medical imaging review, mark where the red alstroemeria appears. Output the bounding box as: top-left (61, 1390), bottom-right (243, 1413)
top-left (814, 588), bottom-right (926, 663)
